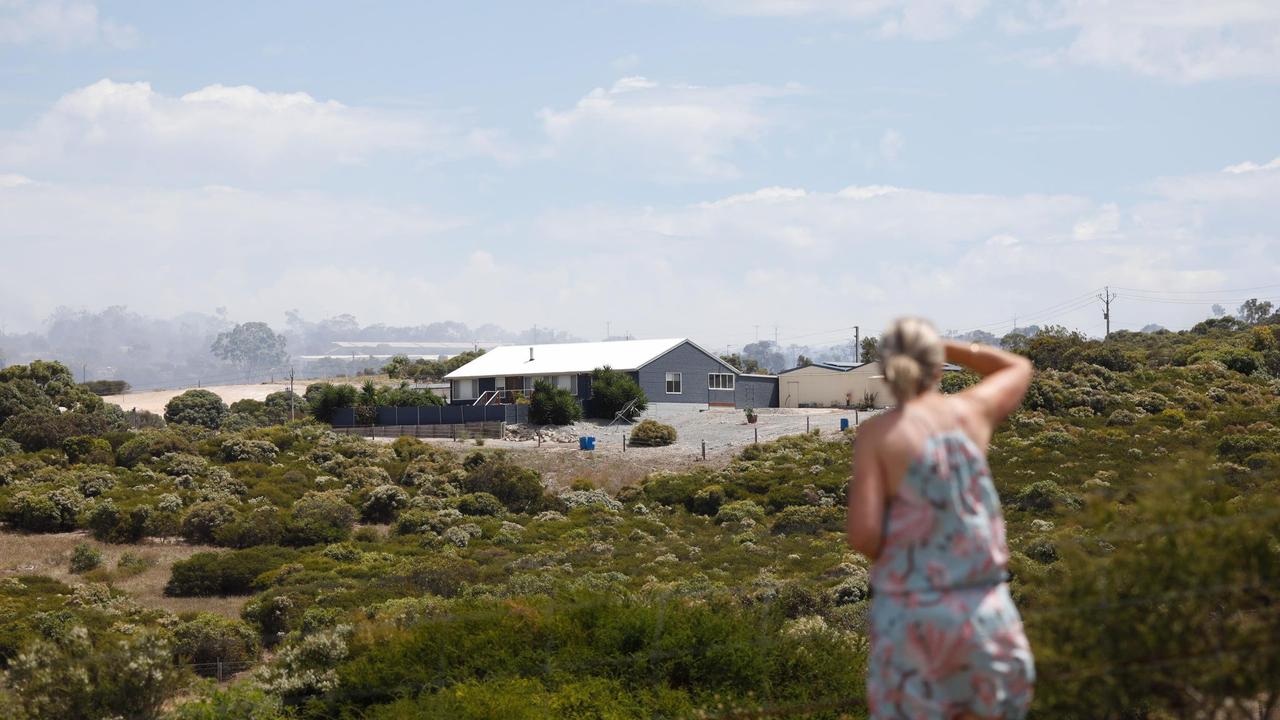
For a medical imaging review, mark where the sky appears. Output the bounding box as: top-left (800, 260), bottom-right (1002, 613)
top-left (1, 0), bottom-right (1278, 351)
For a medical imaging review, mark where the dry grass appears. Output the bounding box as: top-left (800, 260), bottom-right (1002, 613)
top-left (0, 530), bottom-right (244, 618)
top-left (502, 445), bottom-right (702, 494)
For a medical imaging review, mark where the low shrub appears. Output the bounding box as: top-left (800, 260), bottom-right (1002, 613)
top-left (771, 506), bottom-right (843, 534)
top-left (165, 546), bottom-right (299, 596)
top-left (360, 484), bottom-right (410, 522)
top-left (69, 543), bottom-right (103, 573)
top-left (285, 491), bottom-right (358, 546)
top-left (181, 500), bottom-right (239, 544)
top-left (173, 613), bottom-right (262, 674)
top-left (456, 492), bottom-right (506, 517)
top-left (1013, 480), bottom-right (1083, 513)
top-left (630, 420), bottom-right (677, 448)
top-left (715, 499), bottom-right (765, 525)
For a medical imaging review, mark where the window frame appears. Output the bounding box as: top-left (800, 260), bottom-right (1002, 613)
top-left (708, 373), bottom-right (736, 391)
top-left (664, 371), bottom-right (682, 395)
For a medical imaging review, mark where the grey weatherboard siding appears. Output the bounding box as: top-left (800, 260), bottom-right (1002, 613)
top-left (736, 375), bottom-right (779, 409)
top-left (635, 341), bottom-right (741, 405)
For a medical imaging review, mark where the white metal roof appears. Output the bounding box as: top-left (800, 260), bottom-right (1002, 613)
top-left (444, 338), bottom-right (698, 379)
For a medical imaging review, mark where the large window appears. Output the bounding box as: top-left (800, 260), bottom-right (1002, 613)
top-left (709, 373), bottom-right (735, 391)
top-left (665, 372), bottom-right (682, 394)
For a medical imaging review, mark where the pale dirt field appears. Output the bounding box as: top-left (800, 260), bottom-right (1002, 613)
top-left (0, 530), bottom-right (245, 618)
top-left (103, 382), bottom-right (300, 415)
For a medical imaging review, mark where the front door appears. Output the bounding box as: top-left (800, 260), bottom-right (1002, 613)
top-left (785, 381), bottom-right (799, 408)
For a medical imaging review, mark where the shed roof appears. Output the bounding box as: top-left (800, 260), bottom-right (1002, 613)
top-left (444, 338), bottom-right (718, 379)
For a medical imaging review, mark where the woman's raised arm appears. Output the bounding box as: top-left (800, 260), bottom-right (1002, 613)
top-left (944, 340), bottom-right (1033, 430)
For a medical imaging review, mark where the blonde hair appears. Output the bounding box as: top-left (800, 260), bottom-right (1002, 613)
top-left (879, 316), bottom-right (944, 403)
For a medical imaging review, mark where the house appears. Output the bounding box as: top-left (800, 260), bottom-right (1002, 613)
top-left (443, 338), bottom-right (778, 409)
top-left (777, 361), bottom-right (964, 408)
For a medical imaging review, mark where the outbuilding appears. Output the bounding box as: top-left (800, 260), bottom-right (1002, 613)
top-left (444, 338), bottom-right (778, 409)
top-left (777, 361), bottom-right (964, 408)
top-left (777, 361), bottom-right (889, 409)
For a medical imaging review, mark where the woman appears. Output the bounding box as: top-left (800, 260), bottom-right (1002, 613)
top-left (847, 317), bottom-right (1036, 720)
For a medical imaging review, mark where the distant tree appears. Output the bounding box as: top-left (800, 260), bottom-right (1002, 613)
top-left (1211, 303), bottom-right (1227, 318)
top-left (795, 354), bottom-right (814, 368)
top-left (164, 389), bottom-right (228, 429)
top-left (587, 367), bottom-right (647, 420)
top-left (1139, 324), bottom-right (1167, 333)
top-left (1237, 298), bottom-right (1276, 326)
top-left (742, 341), bottom-right (786, 373)
top-left (859, 337), bottom-right (880, 364)
top-left (950, 329), bottom-right (1000, 345)
top-left (383, 354), bottom-right (412, 379)
top-left (211, 322), bottom-right (289, 380)
top-left (720, 353), bottom-right (764, 374)
top-left (530, 379), bottom-right (582, 425)
top-left (1000, 332), bottom-right (1030, 352)
top-left (81, 380), bottom-right (130, 396)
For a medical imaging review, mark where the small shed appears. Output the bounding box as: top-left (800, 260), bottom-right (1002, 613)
top-left (778, 361), bottom-right (888, 408)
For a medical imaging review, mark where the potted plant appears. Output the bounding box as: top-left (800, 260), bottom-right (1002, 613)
top-left (745, 407), bottom-right (757, 424)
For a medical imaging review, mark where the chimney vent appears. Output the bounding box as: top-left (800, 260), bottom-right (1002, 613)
top-left (529, 347), bottom-right (534, 362)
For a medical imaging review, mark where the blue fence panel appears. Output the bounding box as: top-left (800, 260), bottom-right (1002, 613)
top-left (333, 404), bottom-right (515, 427)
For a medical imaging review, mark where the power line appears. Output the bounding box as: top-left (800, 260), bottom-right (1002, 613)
top-left (1112, 281), bottom-right (1280, 295)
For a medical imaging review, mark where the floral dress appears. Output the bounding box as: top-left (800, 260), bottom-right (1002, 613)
top-left (867, 430), bottom-right (1035, 719)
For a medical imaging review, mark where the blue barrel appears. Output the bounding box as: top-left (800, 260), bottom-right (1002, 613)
top-left (578, 436), bottom-right (588, 450)
top-left (840, 418), bottom-right (850, 431)
top-left (586, 436), bottom-right (596, 450)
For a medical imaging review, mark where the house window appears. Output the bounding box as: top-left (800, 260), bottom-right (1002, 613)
top-left (665, 372), bottom-right (682, 394)
top-left (709, 373), bottom-right (735, 391)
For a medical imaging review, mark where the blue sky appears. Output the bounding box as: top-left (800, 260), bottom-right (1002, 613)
top-left (1, 0), bottom-right (1277, 349)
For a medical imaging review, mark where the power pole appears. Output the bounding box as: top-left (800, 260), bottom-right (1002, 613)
top-left (606, 320), bottom-right (610, 339)
top-left (81, 363), bottom-right (86, 384)
top-left (754, 325), bottom-right (760, 342)
top-left (288, 367), bottom-right (295, 421)
top-left (1098, 287), bottom-right (1117, 339)
top-left (773, 325), bottom-right (778, 345)
top-left (853, 326), bottom-right (860, 363)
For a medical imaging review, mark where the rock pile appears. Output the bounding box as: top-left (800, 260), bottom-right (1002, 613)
top-left (503, 424), bottom-right (577, 443)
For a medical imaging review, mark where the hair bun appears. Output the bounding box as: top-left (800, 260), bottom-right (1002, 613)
top-left (879, 317), bottom-right (944, 403)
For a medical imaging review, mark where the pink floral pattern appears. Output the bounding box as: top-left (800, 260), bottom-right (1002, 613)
top-left (867, 432), bottom-right (1035, 719)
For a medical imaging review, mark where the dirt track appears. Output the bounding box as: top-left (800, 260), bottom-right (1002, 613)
top-left (103, 382), bottom-right (306, 414)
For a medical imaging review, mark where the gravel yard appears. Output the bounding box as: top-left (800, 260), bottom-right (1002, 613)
top-left (440, 404), bottom-right (881, 490)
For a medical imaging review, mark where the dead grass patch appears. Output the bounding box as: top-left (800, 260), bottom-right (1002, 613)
top-left (0, 530), bottom-right (244, 618)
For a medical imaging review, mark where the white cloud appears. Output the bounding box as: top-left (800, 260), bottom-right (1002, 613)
top-left (1, 158), bottom-right (1275, 344)
top-left (693, 0), bottom-right (988, 39)
top-left (538, 76), bottom-right (789, 181)
top-left (0, 0), bottom-right (135, 48)
top-left (1, 79), bottom-right (510, 184)
top-left (1016, 0), bottom-right (1280, 82)
top-left (693, 0), bottom-right (1280, 81)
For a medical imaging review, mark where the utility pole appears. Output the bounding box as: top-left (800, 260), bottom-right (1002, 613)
top-left (773, 325), bottom-right (778, 345)
top-left (81, 363), bottom-right (86, 384)
top-left (533, 325), bottom-right (538, 344)
top-left (754, 325), bottom-right (759, 342)
top-left (853, 326), bottom-right (860, 363)
top-left (606, 320), bottom-right (610, 339)
top-left (1098, 287), bottom-right (1117, 339)
top-left (288, 367), bottom-right (295, 421)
